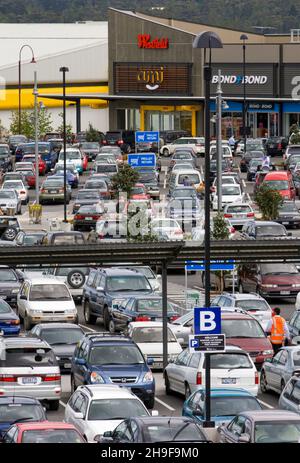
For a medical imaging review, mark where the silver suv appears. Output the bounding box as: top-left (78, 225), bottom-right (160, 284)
top-left (0, 336), bottom-right (61, 410)
top-left (43, 266), bottom-right (90, 303)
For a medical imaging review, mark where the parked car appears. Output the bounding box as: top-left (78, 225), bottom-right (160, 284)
top-left (165, 196), bottom-right (203, 231)
top-left (70, 333), bottom-right (155, 408)
top-left (0, 144), bottom-right (13, 171)
top-left (159, 129), bottom-right (191, 145)
top-left (1, 179), bottom-right (28, 205)
top-left (286, 153), bottom-right (300, 171)
top-left (72, 189), bottom-right (103, 214)
top-left (240, 151), bottom-right (264, 172)
top-left (57, 148), bottom-right (84, 174)
top-left (284, 144), bottom-right (300, 163)
top-left (265, 137), bottom-right (288, 156)
top-left (0, 336), bottom-right (61, 410)
top-left (22, 154), bottom-right (47, 176)
top-left (246, 158), bottom-right (263, 181)
top-left (82, 267), bottom-right (153, 329)
top-left (99, 416), bottom-right (209, 443)
top-left (17, 277), bottom-right (78, 329)
top-left (73, 204), bottom-right (105, 231)
top-left (151, 218), bottom-right (183, 241)
top-left (211, 184), bottom-right (244, 211)
top-left (8, 135), bottom-right (27, 155)
top-left (0, 190), bottom-right (22, 215)
top-left (287, 309), bottom-right (300, 343)
top-left (0, 298), bottom-right (20, 336)
top-left (39, 177), bottom-right (72, 204)
top-left (0, 396), bottom-right (47, 440)
top-left (40, 231), bottom-right (85, 246)
top-left (50, 168), bottom-right (79, 188)
top-left (223, 203), bottom-right (254, 229)
top-left (164, 346), bottom-right (258, 399)
top-left (240, 220), bottom-right (289, 240)
top-left (29, 323), bottom-right (85, 372)
top-left (209, 158), bottom-right (232, 184)
top-left (2, 421), bottom-right (85, 443)
top-left (127, 322), bottom-right (182, 369)
top-left (42, 265), bottom-right (89, 303)
top-left (263, 170), bottom-right (296, 200)
top-left (83, 178), bottom-right (110, 198)
top-left (260, 347), bottom-right (300, 394)
top-left (80, 142), bottom-right (100, 161)
top-left (122, 267), bottom-right (161, 292)
top-left (279, 374), bottom-right (300, 413)
top-left (160, 137), bottom-right (204, 157)
top-left (65, 384), bottom-right (151, 442)
top-left (238, 262), bottom-right (300, 299)
top-left (104, 130), bottom-right (135, 153)
top-left (0, 265), bottom-right (24, 305)
top-left (218, 410), bottom-right (300, 443)
top-left (182, 387), bottom-right (262, 426)
top-left (274, 201), bottom-right (300, 228)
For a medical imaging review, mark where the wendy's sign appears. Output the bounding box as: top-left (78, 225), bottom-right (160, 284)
top-left (138, 34), bottom-right (169, 49)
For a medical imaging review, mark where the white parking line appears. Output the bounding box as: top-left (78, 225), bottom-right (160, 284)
top-left (257, 399), bottom-right (274, 409)
top-left (163, 175), bottom-right (167, 189)
top-left (242, 179), bottom-right (246, 189)
top-left (155, 397), bottom-right (175, 411)
top-left (59, 400), bottom-right (67, 408)
top-left (79, 324), bottom-right (96, 332)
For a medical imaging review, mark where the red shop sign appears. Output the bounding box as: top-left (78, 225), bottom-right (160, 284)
top-left (138, 34), bottom-right (169, 49)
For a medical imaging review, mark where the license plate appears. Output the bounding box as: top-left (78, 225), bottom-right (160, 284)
top-left (64, 363), bottom-right (71, 369)
top-left (282, 222), bottom-right (289, 225)
top-left (280, 291), bottom-right (290, 295)
top-left (21, 377), bottom-right (38, 385)
top-left (270, 144), bottom-right (275, 148)
top-left (50, 190), bottom-right (57, 194)
top-left (222, 378), bottom-right (237, 384)
top-left (85, 217), bottom-right (93, 220)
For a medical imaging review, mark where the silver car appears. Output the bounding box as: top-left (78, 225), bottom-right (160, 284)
top-left (0, 189), bottom-right (22, 215)
top-left (279, 375), bottom-right (300, 413)
top-left (223, 203), bottom-right (255, 229)
top-left (0, 336), bottom-right (61, 410)
top-left (260, 347), bottom-right (300, 395)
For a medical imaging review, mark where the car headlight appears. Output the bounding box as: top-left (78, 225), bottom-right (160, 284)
top-left (143, 371), bottom-right (153, 383)
top-left (263, 350), bottom-right (273, 355)
top-left (11, 289), bottom-right (19, 294)
top-left (65, 308), bottom-right (76, 313)
top-left (292, 284), bottom-right (300, 288)
top-left (90, 371), bottom-right (105, 383)
top-left (262, 284), bottom-right (278, 288)
top-left (31, 309), bottom-right (43, 314)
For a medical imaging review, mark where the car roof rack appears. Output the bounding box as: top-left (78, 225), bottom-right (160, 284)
top-left (84, 332), bottom-right (129, 342)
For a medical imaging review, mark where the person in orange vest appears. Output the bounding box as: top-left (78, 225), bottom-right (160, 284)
top-left (265, 307), bottom-right (291, 354)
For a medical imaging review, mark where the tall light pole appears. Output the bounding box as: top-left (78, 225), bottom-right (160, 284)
top-left (216, 69), bottom-right (222, 212)
top-left (33, 71), bottom-right (39, 205)
top-left (193, 31), bottom-right (223, 428)
top-left (59, 66), bottom-right (69, 223)
top-left (240, 34), bottom-right (248, 154)
top-left (18, 45), bottom-right (36, 134)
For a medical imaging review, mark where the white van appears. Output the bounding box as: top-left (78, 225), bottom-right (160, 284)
top-left (169, 169), bottom-right (202, 193)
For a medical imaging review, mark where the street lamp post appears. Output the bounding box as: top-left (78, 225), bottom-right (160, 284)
top-left (193, 31), bottom-right (223, 428)
top-left (240, 34), bottom-right (248, 154)
top-left (18, 45), bottom-right (36, 134)
top-left (33, 71), bottom-right (39, 205)
top-left (216, 69), bottom-right (222, 212)
top-left (59, 66), bottom-right (69, 223)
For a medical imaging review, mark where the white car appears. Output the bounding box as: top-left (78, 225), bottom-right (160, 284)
top-left (57, 148), bottom-right (83, 174)
top-left (1, 180), bottom-right (28, 204)
top-left (284, 145), bottom-right (300, 162)
top-left (164, 346), bottom-right (259, 398)
top-left (127, 321), bottom-right (183, 369)
top-left (17, 276), bottom-right (78, 330)
top-left (212, 175), bottom-right (239, 191)
top-left (210, 144), bottom-right (233, 162)
top-left (160, 137), bottom-right (205, 157)
top-left (211, 183), bottom-right (244, 211)
top-left (151, 218), bottom-right (183, 240)
top-left (64, 384), bottom-right (153, 442)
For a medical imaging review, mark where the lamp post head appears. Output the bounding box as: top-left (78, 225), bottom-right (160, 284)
top-left (30, 57), bottom-right (36, 64)
top-left (240, 34), bottom-right (248, 42)
top-left (59, 67), bottom-right (69, 73)
top-left (193, 30), bottom-right (223, 49)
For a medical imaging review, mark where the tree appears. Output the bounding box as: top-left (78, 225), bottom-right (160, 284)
top-left (10, 107), bottom-right (53, 139)
top-left (289, 129), bottom-right (300, 145)
top-left (10, 109), bottom-right (32, 137)
top-left (255, 183), bottom-right (283, 220)
top-left (86, 123), bottom-right (102, 142)
top-left (111, 164), bottom-right (139, 197)
top-left (57, 112), bottom-right (73, 137)
top-left (212, 213), bottom-right (230, 292)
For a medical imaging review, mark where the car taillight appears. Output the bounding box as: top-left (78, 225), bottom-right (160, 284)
top-left (0, 375), bottom-right (17, 382)
top-left (97, 233), bottom-right (104, 239)
top-left (210, 186), bottom-right (216, 192)
top-left (278, 143), bottom-right (282, 150)
top-left (20, 190), bottom-right (26, 194)
top-left (74, 214), bottom-right (84, 220)
top-left (41, 189), bottom-right (46, 193)
top-left (169, 315), bottom-right (179, 322)
top-left (247, 212), bottom-right (254, 217)
top-left (135, 315), bottom-right (151, 322)
top-left (117, 140), bottom-right (124, 145)
top-left (224, 213), bottom-right (232, 218)
top-left (255, 371), bottom-right (259, 385)
top-left (102, 140), bottom-right (107, 144)
top-left (174, 229), bottom-right (182, 235)
top-left (196, 372), bottom-right (202, 385)
top-left (43, 374), bottom-right (61, 382)
top-left (10, 319), bottom-right (20, 325)
top-left (58, 189), bottom-right (64, 193)
top-left (230, 227), bottom-right (236, 233)
top-left (92, 215), bottom-right (101, 220)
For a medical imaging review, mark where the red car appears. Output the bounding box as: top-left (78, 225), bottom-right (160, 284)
top-left (2, 421), bottom-right (86, 443)
top-left (130, 183), bottom-right (150, 200)
top-left (17, 168), bottom-right (36, 188)
top-left (22, 154), bottom-right (46, 176)
top-left (263, 170), bottom-right (296, 200)
top-left (80, 151), bottom-right (88, 171)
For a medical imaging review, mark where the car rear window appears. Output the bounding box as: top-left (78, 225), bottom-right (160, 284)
top-left (222, 319), bottom-right (265, 338)
top-left (226, 205), bottom-right (251, 213)
top-left (0, 269), bottom-right (17, 281)
top-left (0, 347), bottom-right (56, 367)
top-left (22, 429), bottom-right (83, 443)
top-left (236, 299), bottom-right (270, 312)
top-left (178, 174), bottom-right (200, 184)
top-left (256, 225), bottom-right (286, 236)
top-left (203, 353), bottom-right (252, 369)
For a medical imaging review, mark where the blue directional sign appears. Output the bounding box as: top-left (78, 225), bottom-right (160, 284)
top-left (190, 337), bottom-right (200, 349)
top-left (128, 153), bottom-right (156, 168)
top-left (135, 131), bottom-right (159, 143)
top-left (194, 306), bottom-right (221, 335)
top-left (185, 260), bottom-right (235, 271)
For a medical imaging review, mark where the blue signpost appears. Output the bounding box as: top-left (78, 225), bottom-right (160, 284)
top-left (185, 259), bottom-right (235, 271)
top-left (128, 153), bottom-right (156, 168)
top-left (135, 131), bottom-right (159, 144)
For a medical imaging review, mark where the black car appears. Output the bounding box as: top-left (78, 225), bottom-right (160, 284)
top-left (0, 146), bottom-right (13, 172)
top-left (29, 323), bottom-right (85, 372)
top-left (240, 150), bottom-right (264, 172)
top-left (8, 135), bottom-right (27, 155)
top-left (73, 203), bottom-right (105, 231)
top-left (72, 189), bottom-right (103, 214)
top-left (0, 266), bottom-right (24, 307)
top-left (80, 142), bottom-right (100, 161)
top-left (159, 130), bottom-right (191, 145)
top-left (240, 220), bottom-right (290, 240)
top-left (109, 295), bottom-right (180, 333)
top-left (99, 417), bottom-right (209, 443)
top-left (265, 137), bottom-right (288, 156)
top-left (209, 159), bottom-right (231, 184)
top-left (274, 201), bottom-right (300, 228)
top-left (104, 130), bottom-right (135, 153)
top-left (246, 158), bottom-right (263, 181)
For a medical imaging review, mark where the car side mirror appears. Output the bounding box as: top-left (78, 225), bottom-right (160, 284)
top-left (102, 431), bottom-right (113, 438)
top-left (73, 411), bottom-right (84, 420)
top-left (147, 357), bottom-right (154, 366)
top-left (192, 408), bottom-right (203, 417)
top-left (238, 433), bottom-right (250, 443)
top-left (74, 357), bottom-right (86, 366)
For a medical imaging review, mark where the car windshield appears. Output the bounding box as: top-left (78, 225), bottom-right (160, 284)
top-left (0, 269), bottom-right (17, 281)
top-left (106, 276), bottom-right (151, 292)
top-left (0, 300), bottom-right (12, 313)
top-left (22, 429), bottom-right (83, 443)
top-left (29, 284), bottom-right (71, 301)
top-left (82, 143), bottom-right (99, 149)
top-left (23, 234), bottom-right (44, 245)
top-left (144, 421), bottom-right (204, 442)
top-left (0, 347), bottom-right (56, 367)
top-left (0, 191), bottom-right (16, 199)
top-left (288, 155), bottom-right (300, 164)
top-left (60, 151), bottom-right (80, 160)
top-left (172, 189), bottom-right (196, 198)
top-left (78, 205), bottom-right (102, 214)
top-left (222, 186), bottom-right (241, 196)
top-left (132, 327), bottom-right (177, 343)
top-left (222, 319), bottom-right (266, 338)
top-left (203, 353), bottom-right (252, 369)
top-left (173, 154), bottom-right (193, 160)
top-left (210, 397), bottom-right (261, 416)
top-left (131, 187), bottom-right (145, 195)
top-left (169, 199), bottom-right (198, 209)
top-left (289, 149), bottom-right (300, 155)
top-left (2, 182), bottom-right (23, 189)
top-left (249, 159), bottom-right (262, 167)
top-left (77, 191), bottom-right (99, 200)
top-left (0, 218), bottom-right (18, 227)
top-left (236, 300), bottom-right (270, 312)
top-left (264, 180), bottom-right (289, 190)
top-left (261, 263), bottom-right (299, 275)
top-left (178, 174), bottom-right (200, 184)
top-left (96, 155), bottom-right (116, 163)
top-left (52, 235), bottom-right (84, 245)
top-left (40, 328), bottom-right (83, 345)
top-left (136, 298), bottom-right (166, 312)
top-left (279, 203), bottom-right (298, 212)
top-left (89, 345), bottom-right (145, 365)
top-left (256, 225), bottom-right (286, 236)
top-left (88, 399), bottom-right (148, 421)
top-left (226, 205), bottom-right (251, 213)
top-left (0, 404), bottom-right (44, 422)
top-left (152, 219), bottom-right (178, 228)
top-left (254, 422), bottom-right (300, 443)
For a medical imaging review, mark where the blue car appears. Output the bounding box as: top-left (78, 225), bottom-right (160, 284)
top-left (0, 396), bottom-right (46, 439)
top-left (50, 170), bottom-right (79, 188)
top-left (71, 332), bottom-right (155, 409)
top-left (40, 150), bottom-right (58, 172)
top-left (0, 299), bottom-right (20, 336)
top-left (182, 387), bottom-right (262, 425)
